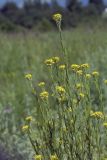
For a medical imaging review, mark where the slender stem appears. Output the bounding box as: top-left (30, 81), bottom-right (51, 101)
top-left (28, 132), bottom-right (38, 154)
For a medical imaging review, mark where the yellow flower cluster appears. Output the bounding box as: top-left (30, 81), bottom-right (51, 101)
top-left (59, 64), bottom-right (66, 70)
top-left (33, 154), bottom-right (58, 160)
top-left (22, 115), bottom-right (33, 132)
top-left (56, 86), bottom-right (65, 94)
top-left (81, 63), bottom-right (90, 69)
top-left (92, 71), bottom-right (99, 77)
top-left (34, 155), bottom-right (42, 160)
top-left (52, 57), bottom-right (60, 63)
top-left (53, 13), bottom-right (62, 22)
top-left (38, 82), bottom-right (45, 87)
top-left (44, 57), bottom-right (60, 66)
top-left (85, 74), bottom-right (91, 79)
top-left (90, 111), bottom-right (104, 119)
top-left (50, 155), bottom-right (58, 160)
top-left (25, 116), bottom-right (32, 122)
top-left (76, 70), bottom-right (83, 76)
top-left (22, 125), bottom-right (29, 132)
top-left (71, 64), bottom-right (80, 71)
top-left (44, 58), bottom-right (55, 66)
top-left (40, 91), bottom-right (49, 100)
top-left (25, 74), bottom-right (32, 80)
top-left (71, 63), bottom-right (89, 72)
top-left (103, 122), bottom-right (107, 127)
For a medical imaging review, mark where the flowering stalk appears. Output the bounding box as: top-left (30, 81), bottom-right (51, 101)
top-left (22, 14), bottom-right (107, 160)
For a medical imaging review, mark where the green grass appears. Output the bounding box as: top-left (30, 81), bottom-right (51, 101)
top-left (0, 26), bottom-right (107, 159)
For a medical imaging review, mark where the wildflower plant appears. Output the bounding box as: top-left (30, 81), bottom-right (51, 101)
top-left (22, 13), bottom-right (107, 160)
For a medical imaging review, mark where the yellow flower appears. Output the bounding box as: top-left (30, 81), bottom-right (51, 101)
top-left (103, 122), bottom-right (107, 127)
top-left (38, 82), bottom-right (45, 87)
top-left (81, 63), bottom-right (90, 69)
top-left (22, 125), bottom-right (29, 132)
top-left (79, 93), bottom-right (85, 98)
top-left (34, 155), bottom-right (42, 160)
top-left (25, 116), bottom-right (32, 122)
top-left (40, 91), bottom-right (49, 100)
top-left (53, 13), bottom-right (62, 22)
top-left (56, 86), bottom-right (65, 94)
top-left (85, 74), bottom-right (91, 79)
top-left (25, 74), bottom-right (32, 80)
top-left (50, 154), bottom-right (58, 160)
top-left (76, 70), bottom-right (83, 75)
top-left (44, 58), bottom-right (55, 66)
top-left (90, 111), bottom-right (104, 119)
top-left (104, 80), bottom-right (107, 85)
top-left (59, 64), bottom-right (66, 70)
top-left (92, 71), bottom-right (99, 77)
top-left (75, 83), bottom-right (82, 89)
top-left (71, 64), bottom-right (80, 71)
top-left (52, 57), bottom-right (60, 63)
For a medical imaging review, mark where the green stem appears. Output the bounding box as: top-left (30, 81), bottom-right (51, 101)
top-left (28, 132), bottom-right (38, 154)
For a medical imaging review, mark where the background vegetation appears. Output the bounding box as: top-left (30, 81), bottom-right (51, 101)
top-left (0, 0), bottom-right (106, 32)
